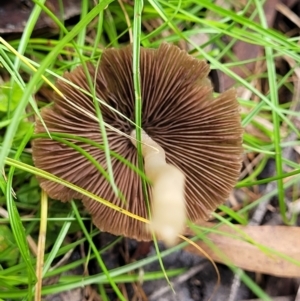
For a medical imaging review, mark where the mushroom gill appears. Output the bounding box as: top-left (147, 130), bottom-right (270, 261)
top-left (32, 43), bottom-right (243, 241)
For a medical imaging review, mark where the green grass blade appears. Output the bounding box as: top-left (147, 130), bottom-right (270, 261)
top-left (6, 125), bottom-right (36, 299)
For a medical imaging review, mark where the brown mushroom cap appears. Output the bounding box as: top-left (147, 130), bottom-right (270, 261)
top-left (32, 43), bottom-right (243, 241)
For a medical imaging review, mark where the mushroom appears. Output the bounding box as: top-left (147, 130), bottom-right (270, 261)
top-left (32, 43), bottom-right (243, 244)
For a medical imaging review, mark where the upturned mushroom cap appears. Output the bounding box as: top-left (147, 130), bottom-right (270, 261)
top-left (32, 43), bottom-right (243, 241)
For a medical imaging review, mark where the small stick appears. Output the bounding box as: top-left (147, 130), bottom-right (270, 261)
top-left (35, 190), bottom-right (48, 301)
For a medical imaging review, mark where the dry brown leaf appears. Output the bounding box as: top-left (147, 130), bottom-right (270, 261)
top-left (185, 222), bottom-right (300, 277)
top-left (0, 0), bottom-right (82, 34)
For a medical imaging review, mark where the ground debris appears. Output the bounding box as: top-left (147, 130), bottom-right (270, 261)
top-left (0, 0), bottom-right (81, 35)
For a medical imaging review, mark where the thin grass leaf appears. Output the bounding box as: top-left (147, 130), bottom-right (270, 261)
top-left (71, 201), bottom-right (126, 301)
top-left (254, 0), bottom-right (287, 223)
top-left (5, 125), bottom-right (36, 299)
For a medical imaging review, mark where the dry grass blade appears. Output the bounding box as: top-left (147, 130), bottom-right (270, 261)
top-left (35, 190), bottom-right (48, 301)
top-left (276, 2), bottom-right (300, 28)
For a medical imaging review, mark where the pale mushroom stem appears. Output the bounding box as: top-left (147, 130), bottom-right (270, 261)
top-left (130, 129), bottom-right (186, 246)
